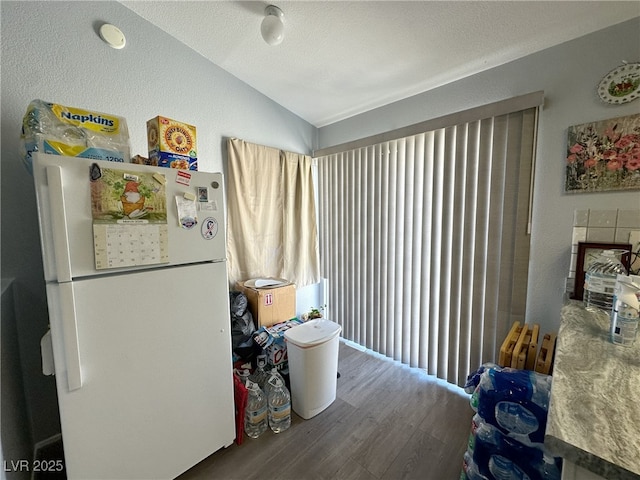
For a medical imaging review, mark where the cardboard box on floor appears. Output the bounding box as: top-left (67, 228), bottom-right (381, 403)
top-left (235, 280), bottom-right (296, 328)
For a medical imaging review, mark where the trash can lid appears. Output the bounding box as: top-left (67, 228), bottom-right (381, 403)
top-left (284, 319), bottom-right (341, 347)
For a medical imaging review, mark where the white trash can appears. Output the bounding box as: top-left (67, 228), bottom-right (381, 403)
top-left (284, 319), bottom-right (342, 419)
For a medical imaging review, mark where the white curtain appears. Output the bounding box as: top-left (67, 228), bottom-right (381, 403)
top-left (315, 106), bottom-right (538, 386)
top-left (226, 138), bottom-right (320, 288)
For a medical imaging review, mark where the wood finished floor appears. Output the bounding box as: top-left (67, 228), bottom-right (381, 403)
top-left (178, 341), bottom-right (474, 480)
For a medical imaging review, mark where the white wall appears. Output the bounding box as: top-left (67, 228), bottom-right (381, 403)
top-left (0, 1), bottom-right (314, 446)
top-left (317, 17), bottom-right (640, 338)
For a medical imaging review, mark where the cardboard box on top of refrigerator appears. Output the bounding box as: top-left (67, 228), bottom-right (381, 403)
top-left (147, 116), bottom-right (197, 170)
top-left (236, 278), bottom-right (296, 328)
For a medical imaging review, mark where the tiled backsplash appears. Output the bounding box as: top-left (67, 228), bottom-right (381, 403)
top-left (567, 209), bottom-right (640, 296)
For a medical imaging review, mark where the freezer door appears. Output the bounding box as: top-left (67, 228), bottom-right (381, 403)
top-left (47, 262), bottom-right (235, 480)
top-left (32, 153), bottom-right (227, 282)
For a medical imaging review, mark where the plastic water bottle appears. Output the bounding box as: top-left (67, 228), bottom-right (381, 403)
top-left (610, 275), bottom-right (640, 347)
top-left (461, 450), bottom-right (490, 480)
top-left (249, 354), bottom-right (269, 391)
top-left (539, 454), bottom-right (561, 480)
top-left (584, 250), bottom-right (627, 312)
top-left (468, 414), bottom-right (500, 455)
top-left (244, 380), bottom-right (268, 439)
top-left (264, 367), bottom-right (285, 399)
top-left (234, 368), bottom-right (250, 385)
top-left (488, 455), bottom-right (529, 480)
top-left (267, 377), bottom-right (291, 433)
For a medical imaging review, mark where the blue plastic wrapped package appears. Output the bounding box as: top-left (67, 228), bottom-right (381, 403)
top-left (465, 362), bottom-right (498, 394)
top-left (468, 414), bottom-right (561, 480)
top-left (475, 367), bottom-right (552, 444)
top-left (20, 99), bottom-right (130, 174)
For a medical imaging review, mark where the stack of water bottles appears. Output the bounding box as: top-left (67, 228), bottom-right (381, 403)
top-left (461, 364), bottom-right (562, 480)
top-left (244, 354), bottom-right (292, 439)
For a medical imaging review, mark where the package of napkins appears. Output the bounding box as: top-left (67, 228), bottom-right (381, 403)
top-left (20, 99), bottom-right (130, 173)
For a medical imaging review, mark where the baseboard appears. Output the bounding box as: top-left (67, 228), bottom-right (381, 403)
top-left (340, 338), bottom-right (366, 351)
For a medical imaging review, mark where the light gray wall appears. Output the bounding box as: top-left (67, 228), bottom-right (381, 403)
top-left (317, 17), bottom-right (640, 338)
top-left (0, 1), bottom-right (314, 446)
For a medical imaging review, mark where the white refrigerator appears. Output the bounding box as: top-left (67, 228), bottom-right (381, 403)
top-left (32, 153), bottom-right (235, 479)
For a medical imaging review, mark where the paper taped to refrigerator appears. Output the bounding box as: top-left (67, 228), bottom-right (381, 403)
top-left (90, 166), bottom-right (169, 269)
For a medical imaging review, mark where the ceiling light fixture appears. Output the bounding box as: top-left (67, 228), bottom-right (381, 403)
top-left (261, 5), bottom-right (285, 46)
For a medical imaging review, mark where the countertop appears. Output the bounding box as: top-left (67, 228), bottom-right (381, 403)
top-left (545, 301), bottom-right (640, 480)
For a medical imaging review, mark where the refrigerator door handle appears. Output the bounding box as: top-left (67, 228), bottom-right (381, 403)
top-left (59, 283), bottom-right (83, 391)
top-left (46, 166), bottom-right (73, 283)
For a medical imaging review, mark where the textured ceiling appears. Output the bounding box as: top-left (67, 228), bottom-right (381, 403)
top-left (120, 1), bottom-right (640, 127)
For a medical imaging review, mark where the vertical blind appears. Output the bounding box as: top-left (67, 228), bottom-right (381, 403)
top-left (315, 106), bottom-right (538, 386)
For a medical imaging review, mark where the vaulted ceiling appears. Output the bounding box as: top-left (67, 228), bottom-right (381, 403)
top-left (121, 1), bottom-right (639, 127)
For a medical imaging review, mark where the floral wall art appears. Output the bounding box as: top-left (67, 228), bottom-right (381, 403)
top-left (565, 113), bottom-right (640, 193)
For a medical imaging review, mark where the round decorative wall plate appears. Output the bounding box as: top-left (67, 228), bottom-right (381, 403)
top-left (598, 62), bottom-right (640, 104)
